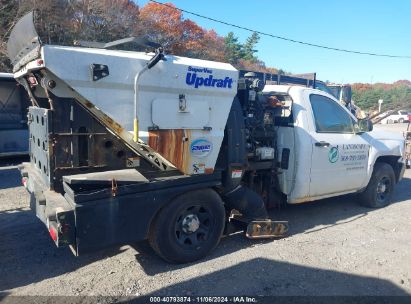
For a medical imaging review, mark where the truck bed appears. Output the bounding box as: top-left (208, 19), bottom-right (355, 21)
top-left (21, 162), bottom-right (222, 255)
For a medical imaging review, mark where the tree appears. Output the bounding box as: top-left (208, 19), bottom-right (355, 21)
top-left (0, 0), bottom-right (141, 71)
top-left (0, 0), bottom-right (70, 70)
top-left (242, 32), bottom-right (260, 62)
top-left (13, 0), bottom-right (74, 45)
top-left (138, 2), bottom-right (185, 53)
top-left (352, 82), bottom-right (411, 111)
top-left (185, 28), bottom-right (225, 62)
top-left (223, 31), bottom-right (266, 71)
top-left (0, 0), bottom-right (19, 71)
top-left (224, 32), bottom-right (242, 64)
top-left (70, 0), bottom-right (140, 43)
top-left (224, 31), bottom-right (261, 65)
top-left (138, 2), bottom-right (226, 61)
top-left (0, 0), bottom-right (281, 75)
top-left (200, 30), bottom-right (225, 62)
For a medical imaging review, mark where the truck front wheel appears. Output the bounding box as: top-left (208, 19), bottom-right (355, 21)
top-left (148, 189), bottom-right (225, 263)
top-left (359, 163), bottom-right (395, 208)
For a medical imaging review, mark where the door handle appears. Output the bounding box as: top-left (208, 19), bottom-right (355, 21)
top-left (315, 141), bottom-right (330, 147)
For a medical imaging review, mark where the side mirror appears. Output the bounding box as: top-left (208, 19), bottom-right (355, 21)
top-left (342, 86), bottom-right (352, 104)
top-left (357, 118), bottom-right (373, 133)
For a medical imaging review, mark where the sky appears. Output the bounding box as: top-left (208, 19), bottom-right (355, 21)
top-left (137, 0), bottom-right (411, 84)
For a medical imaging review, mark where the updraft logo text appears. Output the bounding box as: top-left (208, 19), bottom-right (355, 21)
top-left (186, 66), bottom-right (233, 89)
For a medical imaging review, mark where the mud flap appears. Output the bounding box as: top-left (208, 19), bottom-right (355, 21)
top-left (246, 220), bottom-right (289, 239)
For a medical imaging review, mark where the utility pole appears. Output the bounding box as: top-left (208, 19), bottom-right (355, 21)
top-left (378, 99), bottom-right (383, 113)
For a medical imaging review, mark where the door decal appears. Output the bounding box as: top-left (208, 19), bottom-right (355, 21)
top-left (340, 144), bottom-right (370, 171)
top-left (328, 146), bottom-right (339, 163)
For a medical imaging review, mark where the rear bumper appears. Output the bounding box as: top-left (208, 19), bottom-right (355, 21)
top-left (19, 162), bottom-right (76, 249)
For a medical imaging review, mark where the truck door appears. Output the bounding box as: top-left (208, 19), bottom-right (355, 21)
top-left (308, 93), bottom-right (370, 198)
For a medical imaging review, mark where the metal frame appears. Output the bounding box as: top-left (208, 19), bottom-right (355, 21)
top-left (239, 70), bottom-right (317, 88)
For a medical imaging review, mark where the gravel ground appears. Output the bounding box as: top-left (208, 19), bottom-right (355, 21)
top-left (374, 122), bottom-right (409, 133)
top-left (0, 124), bottom-right (410, 298)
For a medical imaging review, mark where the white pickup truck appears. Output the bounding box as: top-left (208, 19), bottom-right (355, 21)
top-left (268, 85), bottom-right (406, 208)
top-left (7, 11), bottom-right (407, 262)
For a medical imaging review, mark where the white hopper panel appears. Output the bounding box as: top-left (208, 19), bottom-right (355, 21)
top-left (41, 45), bottom-right (238, 174)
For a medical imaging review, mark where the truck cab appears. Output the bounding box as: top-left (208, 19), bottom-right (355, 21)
top-left (267, 85), bottom-right (405, 206)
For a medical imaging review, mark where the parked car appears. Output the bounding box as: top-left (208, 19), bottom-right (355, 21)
top-left (380, 110), bottom-right (409, 124)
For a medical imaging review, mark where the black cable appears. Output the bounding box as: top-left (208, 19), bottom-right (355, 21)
top-left (148, 0), bottom-right (411, 59)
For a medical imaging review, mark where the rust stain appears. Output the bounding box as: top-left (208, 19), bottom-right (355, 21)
top-left (149, 129), bottom-right (191, 174)
top-left (102, 115), bottom-right (124, 134)
top-left (78, 98), bottom-right (124, 134)
top-left (84, 100), bottom-right (94, 108)
top-left (205, 168), bottom-right (214, 174)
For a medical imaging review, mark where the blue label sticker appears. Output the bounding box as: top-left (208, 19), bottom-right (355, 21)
top-left (190, 139), bottom-right (212, 158)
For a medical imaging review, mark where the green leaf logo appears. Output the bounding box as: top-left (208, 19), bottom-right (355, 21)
top-left (328, 146), bottom-right (339, 163)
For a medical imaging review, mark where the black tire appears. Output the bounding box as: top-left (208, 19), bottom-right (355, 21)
top-left (148, 189), bottom-right (225, 263)
top-left (399, 118), bottom-right (404, 123)
top-left (358, 162), bottom-right (395, 208)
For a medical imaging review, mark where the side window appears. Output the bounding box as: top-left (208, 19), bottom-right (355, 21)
top-left (310, 94), bottom-right (354, 133)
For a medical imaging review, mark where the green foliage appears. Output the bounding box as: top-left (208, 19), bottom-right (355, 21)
top-left (1, 2), bottom-right (269, 73)
top-left (1, 0), bottom-right (409, 93)
top-left (0, 0), bottom-right (140, 72)
top-left (0, 0), bottom-right (19, 71)
top-left (223, 31), bottom-right (260, 65)
top-left (242, 32), bottom-right (260, 62)
top-left (352, 83), bottom-right (411, 111)
top-left (224, 32), bottom-right (243, 64)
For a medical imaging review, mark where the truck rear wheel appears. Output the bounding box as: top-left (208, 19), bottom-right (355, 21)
top-left (358, 162), bottom-right (395, 208)
top-left (148, 189), bottom-right (225, 263)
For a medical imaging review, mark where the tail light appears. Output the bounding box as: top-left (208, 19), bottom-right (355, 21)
top-left (48, 212), bottom-right (75, 246)
top-left (27, 75), bottom-right (38, 86)
top-left (49, 225), bottom-right (58, 242)
top-left (21, 177), bottom-right (28, 188)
